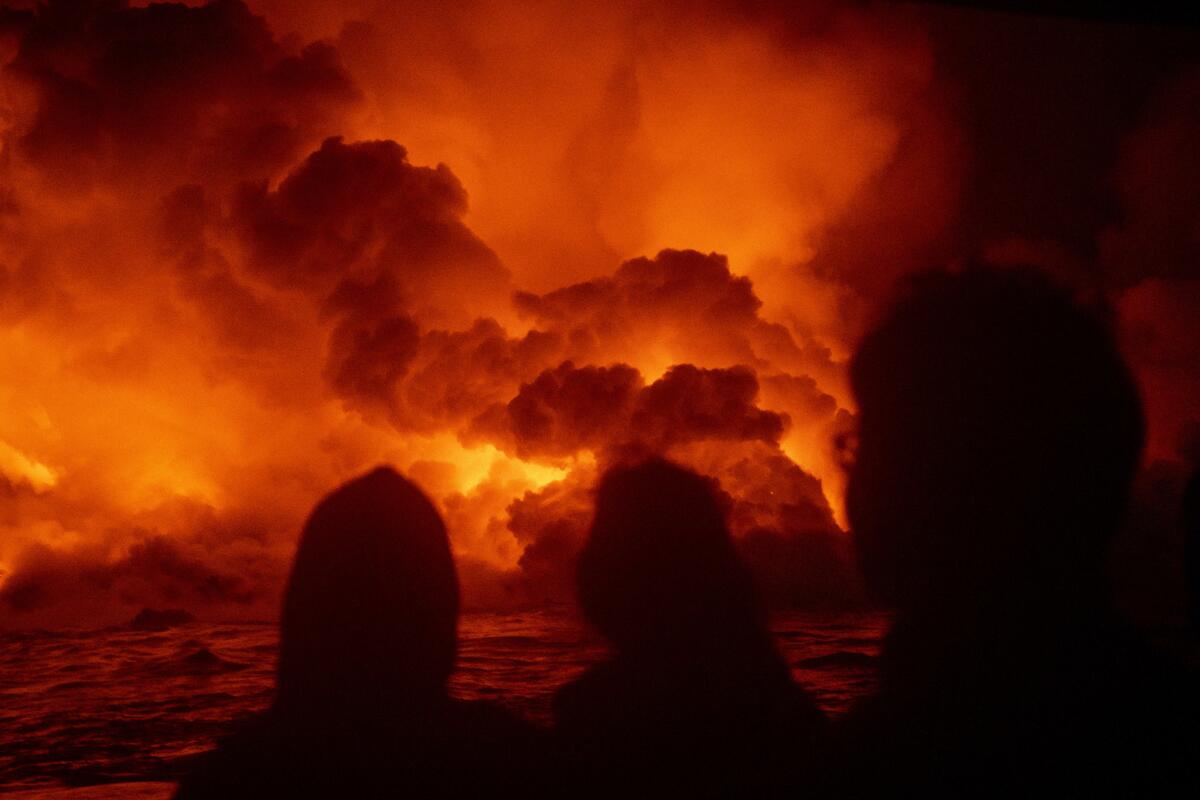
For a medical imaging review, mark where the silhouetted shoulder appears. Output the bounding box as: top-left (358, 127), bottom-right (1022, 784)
top-left (444, 697), bottom-right (548, 754)
top-left (834, 623), bottom-right (1200, 795)
top-left (175, 699), bottom-right (548, 799)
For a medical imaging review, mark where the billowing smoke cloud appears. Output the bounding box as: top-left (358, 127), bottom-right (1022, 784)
top-left (630, 364), bottom-right (787, 449)
top-left (1102, 70), bottom-right (1200, 467)
top-left (5, 0), bottom-right (359, 187)
top-left (467, 362), bottom-right (645, 460)
top-left (235, 135), bottom-right (512, 326)
top-left (1, 0), bottom-right (894, 627)
top-left (456, 355), bottom-right (855, 610)
top-left (511, 249), bottom-right (837, 381)
top-left (1, 1), bottom-right (1192, 628)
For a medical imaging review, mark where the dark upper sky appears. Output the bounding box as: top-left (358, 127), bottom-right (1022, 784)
top-left (922, 2), bottom-right (1200, 266)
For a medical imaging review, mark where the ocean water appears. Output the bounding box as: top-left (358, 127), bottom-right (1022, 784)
top-left (0, 611), bottom-right (888, 795)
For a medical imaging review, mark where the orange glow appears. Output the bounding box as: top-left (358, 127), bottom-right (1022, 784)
top-left (0, 0), bottom-right (960, 625)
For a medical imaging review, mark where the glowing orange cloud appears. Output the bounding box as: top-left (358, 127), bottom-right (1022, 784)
top-left (0, 0), bottom-right (961, 626)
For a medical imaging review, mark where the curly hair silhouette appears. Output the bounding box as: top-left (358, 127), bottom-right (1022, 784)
top-left (555, 458), bottom-right (827, 798)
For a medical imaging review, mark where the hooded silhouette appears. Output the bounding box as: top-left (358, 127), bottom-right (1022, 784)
top-left (833, 267), bottom-right (1199, 795)
top-left (552, 459), bottom-right (827, 797)
top-left (174, 467), bottom-right (543, 799)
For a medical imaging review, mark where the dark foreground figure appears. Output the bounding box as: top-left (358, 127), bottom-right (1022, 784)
top-left (174, 467), bottom-right (542, 799)
top-left (833, 267), bottom-right (1199, 796)
top-left (553, 459), bottom-right (828, 797)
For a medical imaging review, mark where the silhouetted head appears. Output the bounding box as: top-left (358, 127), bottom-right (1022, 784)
top-left (276, 467), bottom-right (459, 717)
top-left (847, 267), bottom-right (1144, 615)
top-left (577, 459), bottom-right (761, 655)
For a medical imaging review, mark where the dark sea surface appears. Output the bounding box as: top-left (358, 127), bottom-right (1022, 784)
top-left (0, 611), bottom-right (888, 796)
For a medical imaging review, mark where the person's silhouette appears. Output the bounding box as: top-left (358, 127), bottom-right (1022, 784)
top-left (174, 467), bottom-right (543, 799)
top-left (834, 267), bottom-right (1199, 795)
top-left (552, 458), bottom-right (828, 797)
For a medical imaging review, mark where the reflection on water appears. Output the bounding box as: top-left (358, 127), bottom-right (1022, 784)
top-left (0, 610), bottom-right (887, 792)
